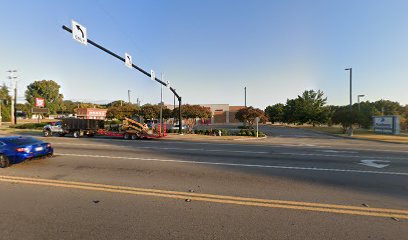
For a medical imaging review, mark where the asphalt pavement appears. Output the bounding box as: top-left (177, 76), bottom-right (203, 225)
top-left (0, 126), bottom-right (407, 239)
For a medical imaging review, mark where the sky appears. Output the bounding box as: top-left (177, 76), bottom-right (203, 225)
top-left (0, 0), bottom-right (407, 109)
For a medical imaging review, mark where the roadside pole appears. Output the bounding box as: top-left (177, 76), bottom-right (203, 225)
top-left (14, 87), bottom-right (17, 125)
top-left (0, 99), bottom-right (2, 126)
top-left (160, 73), bottom-right (163, 136)
top-left (62, 23), bottom-right (184, 134)
top-left (255, 117), bottom-right (259, 138)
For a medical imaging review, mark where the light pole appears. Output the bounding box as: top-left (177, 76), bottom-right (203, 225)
top-left (244, 87), bottom-right (247, 107)
top-left (159, 73), bottom-right (164, 136)
top-left (128, 90), bottom-right (131, 104)
top-left (344, 68), bottom-right (353, 136)
top-left (173, 88), bottom-right (176, 110)
top-left (357, 94), bottom-right (365, 111)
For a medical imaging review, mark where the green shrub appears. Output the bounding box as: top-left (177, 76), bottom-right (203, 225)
top-left (10, 122), bottom-right (49, 130)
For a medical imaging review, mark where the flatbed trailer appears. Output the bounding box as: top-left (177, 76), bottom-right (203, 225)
top-left (44, 117), bottom-right (166, 139)
top-left (96, 129), bottom-right (165, 140)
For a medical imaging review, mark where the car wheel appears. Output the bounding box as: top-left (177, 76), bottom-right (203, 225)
top-left (0, 155), bottom-right (10, 168)
top-left (123, 133), bottom-right (130, 140)
top-left (43, 130), bottom-right (51, 137)
top-left (73, 131), bottom-right (80, 138)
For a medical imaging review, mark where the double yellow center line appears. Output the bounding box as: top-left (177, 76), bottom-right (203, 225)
top-left (1, 175), bottom-right (407, 220)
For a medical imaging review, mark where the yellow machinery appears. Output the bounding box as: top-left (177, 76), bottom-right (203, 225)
top-left (121, 117), bottom-right (150, 140)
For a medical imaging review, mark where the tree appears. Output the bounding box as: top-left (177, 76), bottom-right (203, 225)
top-left (373, 100), bottom-right (403, 115)
top-left (172, 105), bottom-right (212, 131)
top-left (0, 84), bottom-right (12, 122)
top-left (60, 100), bottom-right (77, 114)
top-left (16, 103), bottom-right (32, 118)
top-left (265, 103), bottom-right (285, 123)
top-left (106, 103), bottom-right (140, 120)
top-left (331, 106), bottom-right (360, 132)
top-left (354, 101), bottom-right (380, 129)
top-left (235, 106), bottom-right (267, 127)
top-left (25, 80), bottom-right (64, 114)
top-left (283, 90), bottom-right (329, 126)
top-left (172, 104), bottom-right (212, 120)
top-left (140, 104), bottom-right (161, 120)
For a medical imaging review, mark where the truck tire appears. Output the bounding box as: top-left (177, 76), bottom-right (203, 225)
top-left (0, 155), bottom-right (10, 168)
top-left (43, 130), bottom-right (51, 137)
top-left (73, 131), bottom-right (80, 138)
top-left (131, 134), bottom-right (138, 140)
top-left (123, 133), bottom-right (130, 140)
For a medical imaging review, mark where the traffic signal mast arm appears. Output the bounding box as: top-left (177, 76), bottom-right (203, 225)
top-left (62, 25), bottom-right (180, 100)
top-left (62, 25), bottom-right (183, 134)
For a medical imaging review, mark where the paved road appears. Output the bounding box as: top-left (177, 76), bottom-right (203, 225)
top-left (1, 126), bottom-right (407, 239)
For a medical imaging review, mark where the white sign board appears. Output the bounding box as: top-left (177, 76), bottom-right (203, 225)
top-left (373, 116), bottom-right (400, 134)
top-left (150, 70), bottom-right (155, 81)
top-left (255, 117), bottom-right (260, 123)
top-left (35, 98), bottom-right (45, 107)
top-left (125, 53), bottom-right (132, 68)
top-left (72, 20), bottom-right (87, 45)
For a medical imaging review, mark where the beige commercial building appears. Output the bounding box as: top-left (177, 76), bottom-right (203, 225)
top-left (167, 104), bottom-right (244, 124)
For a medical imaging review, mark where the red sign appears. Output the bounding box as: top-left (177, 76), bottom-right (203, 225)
top-left (35, 98), bottom-right (45, 107)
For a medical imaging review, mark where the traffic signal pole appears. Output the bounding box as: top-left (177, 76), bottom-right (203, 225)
top-left (62, 25), bottom-right (183, 134)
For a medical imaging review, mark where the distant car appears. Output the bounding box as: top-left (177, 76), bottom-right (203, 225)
top-left (0, 136), bottom-right (53, 168)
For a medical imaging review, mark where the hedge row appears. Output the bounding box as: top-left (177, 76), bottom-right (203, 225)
top-left (9, 122), bottom-right (49, 130)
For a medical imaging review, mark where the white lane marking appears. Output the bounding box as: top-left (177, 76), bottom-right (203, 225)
top-left (55, 153), bottom-right (408, 176)
top-left (319, 150), bottom-right (357, 154)
top-left (51, 142), bottom-right (407, 160)
top-left (359, 160), bottom-right (391, 169)
top-left (51, 143), bottom-right (268, 154)
top-left (277, 152), bottom-right (406, 160)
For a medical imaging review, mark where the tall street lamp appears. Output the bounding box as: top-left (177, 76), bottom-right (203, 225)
top-left (357, 94), bottom-right (365, 111)
top-left (344, 68), bottom-right (353, 136)
top-left (244, 87), bottom-right (247, 107)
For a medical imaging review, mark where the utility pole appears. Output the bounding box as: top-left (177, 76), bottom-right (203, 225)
top-left (14, 87), bottom-right (17, 124)
top-left (128, 90), bottom-right (131, 104)
top-left (244, 87), bottom-right (247, 107)
top-left (7, 70), bottom-right (17, 125)
top-left (344, 68), bottom-right (353, 136)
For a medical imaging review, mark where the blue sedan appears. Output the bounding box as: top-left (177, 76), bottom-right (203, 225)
top-left (0, 136), bottom-right (53, 168)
